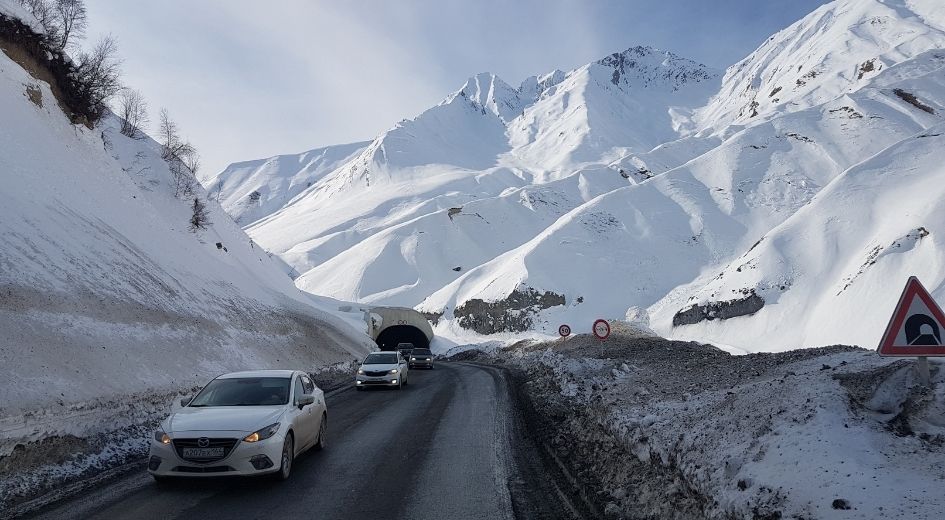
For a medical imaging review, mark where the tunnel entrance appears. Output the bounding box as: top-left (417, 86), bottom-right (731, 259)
top-left (375, 325), bottom-right (430, 351)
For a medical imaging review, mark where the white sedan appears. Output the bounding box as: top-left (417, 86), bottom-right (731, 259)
top-left (355, 351), bottom-right (410, 389)
top-left (148, 370), bottom-right (326, 482)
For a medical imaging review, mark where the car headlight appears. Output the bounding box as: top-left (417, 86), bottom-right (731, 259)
top-left (411, 357), bottom-right (416, 361)
top-left (389, 369), bottom-right (399, 374)
top-left (357, 368), bottom-right (364, 374)
top-left (244, 423), bottom-right (281, 443)
top-left (154, 429), bottom-right (171, 444)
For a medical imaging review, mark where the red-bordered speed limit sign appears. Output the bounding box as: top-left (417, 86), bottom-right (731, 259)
top-left (558, 324), bottom-right (571, 337)
top-left (592, 319), bottom-right (610, 340)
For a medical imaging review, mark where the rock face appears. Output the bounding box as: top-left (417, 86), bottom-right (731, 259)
top-left (420, 310), bottom-right (444, 326)
top-left (672, 290), bottom-right (765, 326)
top-left (453, 287), bottom-right (566, 334)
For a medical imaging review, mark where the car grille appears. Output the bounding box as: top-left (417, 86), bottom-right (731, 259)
top-left (173, 438), bottom-right (239, 463)
top-left (363, 370), bottom-right (389, 377)
top-left (172, 465), bottom-right (235, 473)
top-left (362, 380), bottom-right (392, 385)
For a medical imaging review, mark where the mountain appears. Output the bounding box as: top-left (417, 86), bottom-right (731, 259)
top-left (209, 0), bottom-right (945, 352)
top-left (203, 141), bottom-right (370, 226)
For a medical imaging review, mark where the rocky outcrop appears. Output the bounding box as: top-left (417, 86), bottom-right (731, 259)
top-left (453, 287), bottom-right (566, 334)
top-left (672, 289), bottom-right (765, 326)
top-left (420, 310), bottom-right (443, 326)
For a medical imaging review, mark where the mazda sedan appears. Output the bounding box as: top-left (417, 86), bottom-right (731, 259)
top-left (148, 370), bottom-right (326, 482)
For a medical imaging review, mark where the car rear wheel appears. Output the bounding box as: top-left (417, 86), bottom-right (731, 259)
top-left (275, 433), bottom-right (294, 481)
top-left (315, 414), bottom-right (327, 450)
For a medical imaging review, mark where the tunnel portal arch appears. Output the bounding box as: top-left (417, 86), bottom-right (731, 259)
top-left (367, 307), bottom-right (434, 351)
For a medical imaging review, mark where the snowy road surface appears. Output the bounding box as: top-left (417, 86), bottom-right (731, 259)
top-left (27, 363), bottom-right (575, 520)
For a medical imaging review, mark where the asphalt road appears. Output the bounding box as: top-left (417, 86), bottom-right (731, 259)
top-left (29, 362), bottom-right (577, 520)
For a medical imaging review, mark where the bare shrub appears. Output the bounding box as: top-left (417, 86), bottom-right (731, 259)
top-left (53, 0), bottom-right (85, 50)
top-left (189, 197), bottom-right (210, 232)
top-left (158, 109), bottom-right (201, 197)
top-left (18, 0), bottom-right (87, 50)
top-left (117, 88), bottom-right (148, 138)
top-left (73, 35), bottom-right (121, 122)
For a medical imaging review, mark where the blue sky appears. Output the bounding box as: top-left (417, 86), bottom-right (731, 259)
top-left (85, 0), bottom-right (829, 177)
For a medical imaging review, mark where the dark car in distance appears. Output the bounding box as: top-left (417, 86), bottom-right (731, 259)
top-left (397, 342), bottom-right (414, 361)
top-left (409, 348), bottom-right (435, 369)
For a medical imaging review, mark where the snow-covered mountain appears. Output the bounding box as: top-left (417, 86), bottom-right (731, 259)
top-left (208, 0), bottom-right (945, 352)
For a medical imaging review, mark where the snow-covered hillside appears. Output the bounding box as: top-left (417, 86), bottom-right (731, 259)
top-left (0, 8), bottom-right (373, 457)
top-left (209, 0), bottom-right (945, 353)
top-left (204, 140), bottom-right (370, 226)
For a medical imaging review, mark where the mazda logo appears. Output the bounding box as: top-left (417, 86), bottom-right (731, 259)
top-left (197, 437), bottom-right (210, 448)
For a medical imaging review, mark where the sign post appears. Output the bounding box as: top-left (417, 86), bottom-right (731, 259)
top-left (558, 324), bottom-right (571, 341)
top-left (877, 276), bottom-right (945, 387)
top-left (593, 319), bottom-right (610, 342)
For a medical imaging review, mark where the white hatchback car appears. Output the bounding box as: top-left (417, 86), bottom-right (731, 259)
top-left (148, 370), bottom-right (326, 482)
top-left (355, 351), bottom-right (410, 389)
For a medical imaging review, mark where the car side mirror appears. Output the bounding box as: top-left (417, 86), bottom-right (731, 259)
top-left (297, 394), bottom-right (315, 409)
top-left (180, 397), bottom-right (191, 407)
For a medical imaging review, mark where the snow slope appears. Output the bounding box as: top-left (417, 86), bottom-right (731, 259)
top-left (212, 46), bottom-right (720, 300)
top-left (0, 14), bottom-right (374, 458)
top-left (203, 140), bottom-right (370, 226)
top-left (212, 0), bottom-right (945, 353)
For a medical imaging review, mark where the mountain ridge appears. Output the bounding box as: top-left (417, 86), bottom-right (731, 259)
top-left (207, 0), bottom-right (945, 352)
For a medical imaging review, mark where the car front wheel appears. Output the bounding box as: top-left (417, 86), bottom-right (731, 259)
top-left (275, 433), bottom-right (294, 481)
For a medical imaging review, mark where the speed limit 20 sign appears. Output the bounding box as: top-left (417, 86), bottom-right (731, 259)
top-left (593, 319), bottom-right (610, 340)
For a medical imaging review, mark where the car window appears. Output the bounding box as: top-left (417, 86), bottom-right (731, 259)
top-left (188, 377), bottom-right (290, 406)
top-left (293, 377), bottom-right (304, 403)
top-left (364, 353), bottom-right (398, 364)
top-left (301, 375), bottom-right (314, 394)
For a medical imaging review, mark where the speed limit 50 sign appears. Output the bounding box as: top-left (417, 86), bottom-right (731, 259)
top-left (558, 324), bottom-right (571, 337)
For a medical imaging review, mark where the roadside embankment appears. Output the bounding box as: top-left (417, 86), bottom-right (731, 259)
top-left (454, 332), bottom-right (945, 519)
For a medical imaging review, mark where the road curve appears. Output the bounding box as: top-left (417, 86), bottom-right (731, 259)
top-left (29, 362), bottom-right (575, 520)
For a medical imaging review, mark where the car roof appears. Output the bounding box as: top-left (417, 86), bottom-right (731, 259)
top-left (217, 370), bottom-right (297, 379)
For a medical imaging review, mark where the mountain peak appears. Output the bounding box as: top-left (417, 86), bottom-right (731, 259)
top-left (446, 72), bottom-right (525, 122)
top-left (594, 45), bottom-right (719, 91)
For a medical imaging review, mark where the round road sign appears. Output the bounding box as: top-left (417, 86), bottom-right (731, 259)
top-left (558, 324), bottom-right (571, 337)
top-left (592, 319), bottom-right (610, 340)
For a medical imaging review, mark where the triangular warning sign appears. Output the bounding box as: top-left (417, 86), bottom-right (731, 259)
top-left (878, 276), bottom-right (945, 356)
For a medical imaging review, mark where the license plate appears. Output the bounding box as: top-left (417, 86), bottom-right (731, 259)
top-left (183, 447), bottom-right (224, 458)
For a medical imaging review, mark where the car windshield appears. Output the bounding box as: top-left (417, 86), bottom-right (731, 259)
top-left (412, 350), bottom-right (432, 356)
top-left (363, 353), bottom-right (398, 365)
top-left (188, 377), bottom-right (290, 406)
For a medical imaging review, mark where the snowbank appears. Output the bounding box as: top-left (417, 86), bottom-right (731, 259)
top-left (466, 334), bottom-right (945, 519)
top-left (0, 13), bottom-right (373, 510)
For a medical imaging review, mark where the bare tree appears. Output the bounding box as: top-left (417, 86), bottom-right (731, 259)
top-left (189, 197), bottom-right (210, 232)
top-left (53, 0), bottom-right (86, 50)
top-left (73, 35), bottom-right (121, 121)
top-left (184, 154), bottom-right (200, 178)
top-left (18, 0), bottom-right (61, 43)
top-left (117, 88), bottom-right (148, 138)
top-left (158, 109), bottom-right (194, 160)
top-left (158, 109), bottom-right (201, 197)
